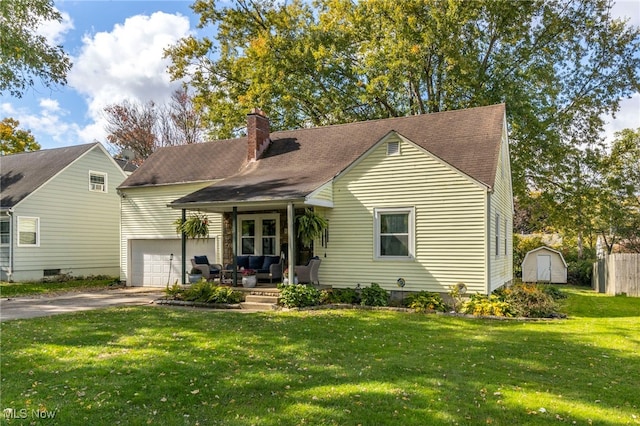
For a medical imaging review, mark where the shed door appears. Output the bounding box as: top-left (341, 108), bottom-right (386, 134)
top-left (537, 254), bottom-right (551, 282)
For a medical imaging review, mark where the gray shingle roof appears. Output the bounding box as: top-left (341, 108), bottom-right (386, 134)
top-left (120, 104), bottom-right (506, 205)
top-left (0, 143), bottom-right (99, 209)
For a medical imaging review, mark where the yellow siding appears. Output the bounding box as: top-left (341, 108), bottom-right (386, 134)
top-left (488, 126), bottom-right (514, 292)
top-left (307, 182), bottom-right (333, 205)
top-left (318, 135), bottom-right (488, 293)
top-left (120, 183), bottom-right (223, 281)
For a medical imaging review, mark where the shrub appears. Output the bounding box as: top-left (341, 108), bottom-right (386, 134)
top-left (321, 288), bottom-right (360, 304)
top-left (360, 283), bottom-right (389, 307)
top-left (407, 291), bottom-right (448, 313)
top-left (279, 284), bottom-right (322, 308)
top-left (541, 285), bottom-right (567, 300)
top-left (502, 283), bottom-right (560, 318)
top-left (461, 294), bottom-right (514, 317)
top-left (566, 258), bottom-right (593, 286)
top-left (183, 280), bottom-right (217, 302)
top-left (208, 286), bottom-right (243, 304)
top-left (164, 282), bottom-right (183, 299)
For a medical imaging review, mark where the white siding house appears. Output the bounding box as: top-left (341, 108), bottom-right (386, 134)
top-left (0, 143), bottom-right (127, 282)
top-left (119, 104), bottom-right (514, 294)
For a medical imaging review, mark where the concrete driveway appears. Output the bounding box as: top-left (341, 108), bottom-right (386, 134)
top-left (0, 288), bottom-right (164, 321)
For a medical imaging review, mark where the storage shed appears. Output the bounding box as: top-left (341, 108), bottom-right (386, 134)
top-left (521, 246), bottom-right (567, 283)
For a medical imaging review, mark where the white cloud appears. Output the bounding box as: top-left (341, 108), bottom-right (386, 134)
top-left (37, 9), bottom-right (74, 45)
top-left (603, 93), bottom-right (640, 141)
top-left (3, 101), bottom-right (81, 147)
top-left (39, 98), bottom-right (62, 113)
top-left (68, 12), bottom-right (191, 144)
top-left (612, 0), bottom-right (640, 27)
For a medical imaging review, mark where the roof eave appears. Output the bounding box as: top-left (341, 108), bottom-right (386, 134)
top-left (168, 197), bottom-right (308, 213)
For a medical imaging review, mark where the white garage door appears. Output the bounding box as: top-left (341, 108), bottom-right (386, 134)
top-left (130, 239), bottom-right (216, 287)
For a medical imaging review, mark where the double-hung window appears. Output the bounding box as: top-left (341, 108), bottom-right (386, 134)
top-left (18, 217), bottom-right (39, 247)
top-left (374, 207), bottom-right (415, 260)
top-left (89, 171), bottom-right (107, 192)
top-left (0, 219), bottom-right (9, 245)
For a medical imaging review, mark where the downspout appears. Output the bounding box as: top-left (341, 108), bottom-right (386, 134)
top-left (181, 209), bottom-right (186, 284)
top-left (486, 191), bottom-right (492, 295)
top-left (6, 209), bottom-right (13, 281)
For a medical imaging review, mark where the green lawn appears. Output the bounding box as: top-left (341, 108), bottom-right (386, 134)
top-left (1, 287), bottom-right (639, 425)
top-left (0, 278), bottom-right (117, 298)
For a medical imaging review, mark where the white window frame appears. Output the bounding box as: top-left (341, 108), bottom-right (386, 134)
top-left (495, 213), bottom-right (500, 257)
top-left (89, 171), bottom-right (107, 193)
top-left (374, 207), bottom-right (415, 261)
top-left (17, 216), bottom-right (39, 247)
top-left (237, 213), bottom-right (280, 256)
top-left (386, 141), bottom-right (400, 156)
top-left (0, 218), bottom-right (9, 245)
top-left (504, 217), bottom-right (508, 256)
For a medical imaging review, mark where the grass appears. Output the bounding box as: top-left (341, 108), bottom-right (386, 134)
top-left (1, 287), bottom-right (639, 425)
top-left (0, 278), bottom-right (117, 298)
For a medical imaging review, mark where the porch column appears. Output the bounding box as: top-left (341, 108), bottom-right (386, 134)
top-left (181, 209), bottom-right (186, 284)
top-left (287, 202), bottom-right (295, 284)
top-left (232, 206), bottom-right (238, 286)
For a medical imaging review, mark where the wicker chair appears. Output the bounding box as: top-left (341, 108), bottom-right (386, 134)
top-left (190, 256), bottom-right (222, 281)
top-left (294, 257), bottom-right (321, 285)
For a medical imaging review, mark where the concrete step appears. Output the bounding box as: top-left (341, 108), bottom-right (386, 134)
top-left (245, 294), bottom-right (279, 304)
top-left (240, 302), bottom-right (278, 311)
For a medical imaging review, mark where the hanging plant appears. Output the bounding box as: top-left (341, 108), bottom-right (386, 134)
top-left (174, 212), bottom-right (209, 239)
top-left (296, 208), bottom-right (328, 248)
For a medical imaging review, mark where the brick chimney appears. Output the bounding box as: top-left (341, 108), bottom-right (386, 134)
top-left (247, 108), bottom-right (270, 162)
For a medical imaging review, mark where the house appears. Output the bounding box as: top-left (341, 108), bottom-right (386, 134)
top-left (118, 104), bottom-right (514, 294)
top-left (0, 143), bottom-right (128, 282)
top-left (521, 246), bottom-right (567, 283)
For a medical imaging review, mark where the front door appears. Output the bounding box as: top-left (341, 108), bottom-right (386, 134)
top-left (537, 254), bottom-right (551, 282)
top-left (239, 214), bottom-right (279, 256)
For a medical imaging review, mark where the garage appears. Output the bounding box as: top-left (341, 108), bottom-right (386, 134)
top-left (129, 238), bottom-right (216, 286)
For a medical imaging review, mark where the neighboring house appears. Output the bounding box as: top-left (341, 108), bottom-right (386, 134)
top-left (521, 246), bottom-right (568, 283)
top-left (0, 143), bottom-right (128, 282)
top-left (118, 104), bottom-right (513, 294)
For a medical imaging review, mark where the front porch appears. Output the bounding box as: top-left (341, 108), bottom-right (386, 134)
top-left (176, 201), bottom-right (329, 287)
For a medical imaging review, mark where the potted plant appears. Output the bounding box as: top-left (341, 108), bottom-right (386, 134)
top-left (174, 212), bottom-right (209, 239)
top-left (296, 208), bottom-right (328, 248)
top-left (241, 268), bottom-right (257, 288)
top-left (188, 267), bottom-right (203, 283)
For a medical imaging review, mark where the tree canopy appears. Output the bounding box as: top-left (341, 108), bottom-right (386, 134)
top-left (0, 0), bottom-right (72, 97)
top-left (0, 117), bottom-right (41, 155)
top-left (103, 88), bottom-right (205, 163)
top-left (165, 0), bottom-right (640, 203)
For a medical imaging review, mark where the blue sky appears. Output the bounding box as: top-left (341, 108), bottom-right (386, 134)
top-left (2, 0), bottom-right (639, 151)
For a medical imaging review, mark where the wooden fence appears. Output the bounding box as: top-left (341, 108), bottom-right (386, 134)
top-left (592, 254), bottom-right (640, 297)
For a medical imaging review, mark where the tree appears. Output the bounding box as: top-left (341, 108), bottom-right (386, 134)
top-left (0, 118), bottom-right (41, 155)
top-left (595, 128), bottom-right (640, 253)
top-left (103, 88), bottom-right (204, 163)
top-left (166, 0), bottom-right (640, 200)
top-left (0, 0), bottom-right (72, 97)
